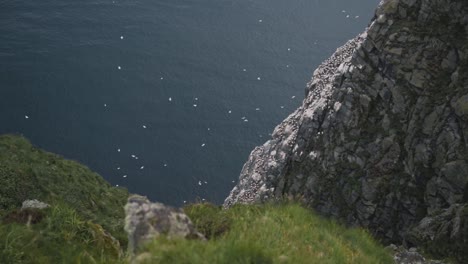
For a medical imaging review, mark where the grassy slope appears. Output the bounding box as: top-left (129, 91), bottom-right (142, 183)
top-left (137, 203), bottom-right (393, 264)
top-left (0, 135), bottom-right (393, 263)
top-left (0, 134), bottom-right (128, 263)
top-left (1, 205), bottom-right (126, 263)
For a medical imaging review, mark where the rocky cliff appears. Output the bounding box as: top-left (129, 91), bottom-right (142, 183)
top-left (225, 0), bottom-right (468, 261)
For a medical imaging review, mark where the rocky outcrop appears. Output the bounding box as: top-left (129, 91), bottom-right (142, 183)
top-left (21, 199), bottom-right (50, 210)
top-left (225, 0), bottom-right (468, 261)
top-left (124, 195), bottom-right (205, 256)
top-left (406, 204), bottom-right (468, 261)
top-left (387, 244), bottom-right (444, 264)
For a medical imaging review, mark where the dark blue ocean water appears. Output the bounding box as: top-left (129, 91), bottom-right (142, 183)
top-left (0, 0), bottom-right (378, 205)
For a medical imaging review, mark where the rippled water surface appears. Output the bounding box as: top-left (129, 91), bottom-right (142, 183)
top-left (0, 0), bottom-right (379, 205)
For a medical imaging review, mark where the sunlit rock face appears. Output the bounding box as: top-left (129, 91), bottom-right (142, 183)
top-left (225, 0), bottom-right (468, 261)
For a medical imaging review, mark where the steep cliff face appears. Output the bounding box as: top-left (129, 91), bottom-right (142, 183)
top-left (225, 0), bottom-right (468, 260)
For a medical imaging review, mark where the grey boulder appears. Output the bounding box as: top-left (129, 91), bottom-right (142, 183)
top-left (124, 195), bottom-right (205, 255)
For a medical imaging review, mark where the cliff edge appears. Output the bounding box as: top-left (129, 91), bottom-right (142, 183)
top-left (225, 0), bottom-right (468, 261)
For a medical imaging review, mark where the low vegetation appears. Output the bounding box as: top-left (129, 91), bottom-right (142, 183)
top-left (0, 135), bottom-right (394, 263)
top-left (0, 204), bottom-right (124, 263)
top-left (0, 134), bottom-right (128, 263)
top-left (137, 203), bottom-right (393, 264)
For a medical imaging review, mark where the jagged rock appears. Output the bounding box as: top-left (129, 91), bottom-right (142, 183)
top-left (21, 199), bottom-right (50, 210)
top-left (406, 204), bottom-right (468, 263)
top-left (225, 0), bottom-right (468, 261)
top-left (124, 195), bottom-right (205, 256)
top-left (387, 245), bottom-right (444, 264)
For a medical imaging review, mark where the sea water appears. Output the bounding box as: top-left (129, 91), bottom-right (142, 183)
top-left (0, 0), bottom-right (379, 205)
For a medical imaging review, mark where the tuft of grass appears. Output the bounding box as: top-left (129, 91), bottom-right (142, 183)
top-left (184, 202), bottom-right (232, 239)
top-left (137, 203), bottom-right (393, 264)
top-left (0, 203), bottom-right (125, 264)
top-left (0, 134), bottom-right (129, 263)
top-left (0, 135), bottom-right (394, 263)
top-left (0, 134), bottom-right (129, 245)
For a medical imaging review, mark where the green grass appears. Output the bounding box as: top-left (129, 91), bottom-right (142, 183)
top-left (136, 203), bottom-right (393, 264)
top-left (0, 134), bottom-right (129, 263)
top-left (0, 135), bottom-right (394, 263)
top-left (0, 204), bottom-right (125, 264)
top-left (0, 134), bottom-right (129, 244)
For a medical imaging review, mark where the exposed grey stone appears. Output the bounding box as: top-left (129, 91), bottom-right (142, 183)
top-left (441, 49), bottom-right (458, 70)
top-left (407, 204), bottom-right (468, 262)
top-left (453, 94), bottom-right (468, 117)
top-left (21, 199), bottom-right (50, 210)
top-left (441, 161), bottom-right (468, 191)
top-left (124, 195), bottom-right (205, 256)
top-left (409, 70), bottom-right (427, 88)
top-left (225, 0), bottom-right (468, 262)
top-left (388, 244), bottom-right (445, 264)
